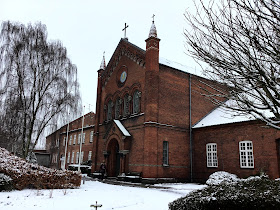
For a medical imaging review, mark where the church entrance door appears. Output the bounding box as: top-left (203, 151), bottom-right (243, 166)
top-left (107, 139), bottom-right (120, 177)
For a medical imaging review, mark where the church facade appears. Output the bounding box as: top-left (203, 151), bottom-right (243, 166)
top-left (46, 21), bottom-right (280, 182)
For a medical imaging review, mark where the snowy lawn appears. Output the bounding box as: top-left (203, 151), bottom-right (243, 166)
top-left (0, 180), bottom-right (205, 210)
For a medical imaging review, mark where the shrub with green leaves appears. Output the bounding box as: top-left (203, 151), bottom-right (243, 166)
top-left (169, 174), bottom-right (280, 210)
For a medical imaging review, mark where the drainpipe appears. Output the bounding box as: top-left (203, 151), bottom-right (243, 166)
top-left (189, 74), bottom-right (193, 182)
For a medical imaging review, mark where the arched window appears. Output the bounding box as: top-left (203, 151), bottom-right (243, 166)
top-left (115, 97), bottom-right (121, 119)
top-left (107, 100), bottom-right (113, 121)
top-left (133, 90), bottom-right (141, 114)
top-left (123, 94), bottom-right (130, 117)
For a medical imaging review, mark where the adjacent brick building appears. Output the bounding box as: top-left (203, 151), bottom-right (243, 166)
top-left (46, 20), bottom-right (280, 182)
top-left (46, 112), bottom-right (95, 170)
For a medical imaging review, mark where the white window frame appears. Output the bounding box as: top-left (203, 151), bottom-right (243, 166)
top-left (90, 131), bottom-right (94, 143)
top-left (71, 152), bottom-right (74, 164)
top-left (73, 135), bottom-right (76, 145)
top-left (88, 151), bottom-right (92, 161)
top-left (239, 141), bottom-right (254, 168)
top-left (206, 143), bottom-right (218, 167)
top-left (81, 151), bottom-right (84, 163)
top-left (69, 135), bottom-right (72, 145)
top-left (63, 137), bottom-right (66, 146)
top-left (78, 134), bottom-right (81, 144)
top-left (76, 152), bottom-right (79, 164)
top-left (163, 141), bottom-right (169, 166)
top-left (82, 133), bottom-right (85, 144)
top-left (56, 139), bottom-right (59, 147)
top-left (67, 152), bottom-right (70, 163)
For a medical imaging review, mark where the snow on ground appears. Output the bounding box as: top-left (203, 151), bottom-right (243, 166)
top-left (0, 180), bottom-right (205, 210)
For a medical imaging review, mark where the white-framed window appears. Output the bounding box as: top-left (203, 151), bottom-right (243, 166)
top-left (69, 135), bottom-right (72, 145)
top-left (56, 138), bottom-right (59, 147)
top-left (67, 152), bottom-right (70, 163)
top-left (71, 152), bottom-right (74, 163)
top-left (63, 137), bottom-right (66, 146)
top-left (73, 135), bottom-right (76, 145)
top-left (163, 141), bottom-right (169, 166)
top-left (76, 152), bottom-right (79, 164)
top-left (90, 131), bottom-right (94, 143)
top-left (206, 143), bottom-right (218, 167)
top-left (81, 151), bottom-right (84, 163)
top-left (88, 151), bottom-right (92, 161)
top-left (239, 141), bottom-right (254, 168)
top-left (78, 134), bottom-right (81, 144)
top-left (82, 133), bottom-right (85, 144)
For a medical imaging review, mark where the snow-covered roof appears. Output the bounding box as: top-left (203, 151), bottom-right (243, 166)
top-left (114, 120), bottom-right (131, 136)
top-left (159, 57), bottom-right (203, 77)
top-left (193, 100), bottom-right (255, 128)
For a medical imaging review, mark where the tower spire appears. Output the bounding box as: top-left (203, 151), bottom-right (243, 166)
top-left (100, 52), bottom-right (106, 70)
top-left (148, 14), bottom-right (157, 38)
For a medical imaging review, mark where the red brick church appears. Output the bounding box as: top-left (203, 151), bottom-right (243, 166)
top-left (46, 20), bottom-right (280, 182)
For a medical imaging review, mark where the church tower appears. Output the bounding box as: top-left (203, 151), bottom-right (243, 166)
top-left (93, 53), bottom-right (106, 171)
top-left (143, 19), bottom-right (161, 177)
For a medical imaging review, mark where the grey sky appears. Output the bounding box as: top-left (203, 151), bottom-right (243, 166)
top-left (0, 0), bottom-right (201, 113)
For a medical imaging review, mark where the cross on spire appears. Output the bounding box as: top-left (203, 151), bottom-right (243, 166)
top-left (122, 23), bottom-right (129, 39)
top-left (152, 14), bottom-right (155, 23)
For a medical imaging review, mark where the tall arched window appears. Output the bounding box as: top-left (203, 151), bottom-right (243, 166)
top-left (107, 100), bottom-right (113, 121)
top-left (123, 94), bottom-right (130, 117)
top-left (133, 90), bottom-right (141, 114)
top-left (115, 97), bottom-right (121, 119)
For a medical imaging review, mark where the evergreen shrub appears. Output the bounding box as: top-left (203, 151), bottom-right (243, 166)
top-left (169, 173), bottom-right (280, 210)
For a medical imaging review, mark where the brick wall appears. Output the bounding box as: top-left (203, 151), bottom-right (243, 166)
top-left (193, 120), bottom-right (280, 182)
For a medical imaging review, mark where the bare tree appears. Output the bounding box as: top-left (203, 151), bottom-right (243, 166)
top-left (184, 0), bottom-right (280, 129)
top-left (0, 21), bottom-right (81, 158)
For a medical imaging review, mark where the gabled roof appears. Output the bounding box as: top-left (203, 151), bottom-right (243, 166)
top-left (192, 100), bottom-right (255, 128)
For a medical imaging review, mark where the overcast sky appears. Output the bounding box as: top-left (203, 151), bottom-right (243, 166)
top-left (0, 0), bottom-right (202, 113)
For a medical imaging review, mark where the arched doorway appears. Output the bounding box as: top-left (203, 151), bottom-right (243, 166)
top-left (107, 139), bottom-right (120, 177)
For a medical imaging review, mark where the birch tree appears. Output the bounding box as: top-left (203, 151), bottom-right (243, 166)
top-left (185, 0), bottom-right (280, 129)
top-left (0, 21), bottom-right (81, 158)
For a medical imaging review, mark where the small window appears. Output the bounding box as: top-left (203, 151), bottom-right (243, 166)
top-left (73, 135), bottom-right (76, 145)
top-left (67, 152), bottom-right (70, 163)
top-left (163, 141), bottom-right (169, 166)
top-left (82, 133), bottom-right (85, 144)
top-left (81, 151), bottom-right (84, 163)
top-left (71, 152), bottom-right (74, 164)
top-left (69, 135), bottom-right (72, 145)
top-left (78, 134), bottom-right (81, 144)
top-left (90, 131), bottom-right (94, 143)
top-left (88, 151), bottom-right (92, 161)
top-left (206, 143), bottom-right (218, 167)
top-left (76, 152), bottom-right (79, 164)
top-left (63, 137), bottom-right (66, 146)
top-left (239, 141), bottom-right (254, 168)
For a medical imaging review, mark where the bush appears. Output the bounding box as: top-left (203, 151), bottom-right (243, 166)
top-left (0, 173), bottom-right (13, 191)
top-left (169, 174), bottom-right (280, 210)
top-left (0, 147), bottom-right (81, 190)
top-left (206, 171), bottom-right (239, 186)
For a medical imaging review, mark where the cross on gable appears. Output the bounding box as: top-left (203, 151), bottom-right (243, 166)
top-left (122, 23), bottom-right (129, 39)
